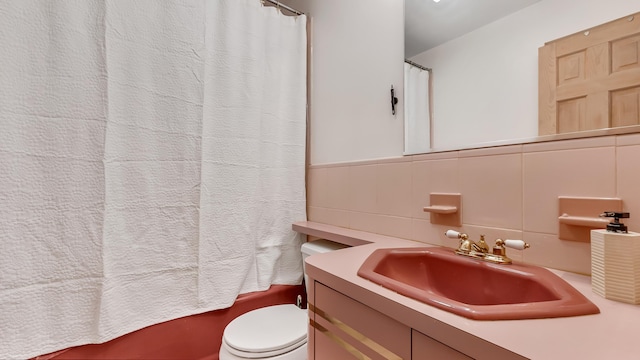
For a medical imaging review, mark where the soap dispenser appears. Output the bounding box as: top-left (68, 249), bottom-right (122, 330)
top-left (591, 212), bottom-right (640, 304)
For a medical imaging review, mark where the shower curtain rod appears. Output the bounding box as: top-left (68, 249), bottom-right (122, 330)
top-left (262, 0), bottom-right (304, 15)
top-left (405, 59), bottom-right (432, 72)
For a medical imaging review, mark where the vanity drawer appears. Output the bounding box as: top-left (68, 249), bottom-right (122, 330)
top-left (311, 281), bottom-right (411, 360)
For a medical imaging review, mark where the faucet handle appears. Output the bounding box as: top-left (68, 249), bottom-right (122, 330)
top-left (444, 230), bottom-right (468, 240)
top-left (500, 239), bottom-right (530, 250)
top-left (485, 239), bottom-right (530, 264)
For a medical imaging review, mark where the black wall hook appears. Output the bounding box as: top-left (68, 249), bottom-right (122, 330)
top-left (390, 85), bottom-right (399, 115)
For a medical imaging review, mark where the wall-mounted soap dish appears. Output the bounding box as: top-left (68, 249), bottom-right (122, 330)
top-left (558, 196), bottom-right (622, 242)
top-left (424, 193), bottom-right (461, 227)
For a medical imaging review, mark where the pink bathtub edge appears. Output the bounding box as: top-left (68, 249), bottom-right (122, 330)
top-left (33, 284), bottom-right (306, 360)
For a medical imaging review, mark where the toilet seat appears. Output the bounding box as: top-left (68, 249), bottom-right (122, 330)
top-left (222, 304), bottom-right (307, 358)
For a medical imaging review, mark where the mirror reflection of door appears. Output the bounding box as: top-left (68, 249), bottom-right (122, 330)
top-left (538, 13), bottom-right (640, 135)
top-left (539, 12), bottom-right (640, 135)
top-left (404, 60), bottom-right (432, 154)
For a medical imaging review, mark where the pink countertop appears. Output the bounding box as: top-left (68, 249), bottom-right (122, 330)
top-left (294, 221), bottom-right (640, 360)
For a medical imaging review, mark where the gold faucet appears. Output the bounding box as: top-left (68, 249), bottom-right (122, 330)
top-left (445, 230), bottom-right (489, 260)
top-left (445, 230), bottom-right (530, 264)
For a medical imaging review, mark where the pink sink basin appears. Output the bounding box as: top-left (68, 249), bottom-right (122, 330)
top-left (357, 247), bottom-right (599, 320)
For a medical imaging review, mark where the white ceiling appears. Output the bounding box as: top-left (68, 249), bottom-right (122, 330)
top-left (405, 0), bottom-right (541, 58)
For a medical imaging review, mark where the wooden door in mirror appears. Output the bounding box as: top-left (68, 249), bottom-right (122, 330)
top-left (539, 12), bottom-right (640, 135)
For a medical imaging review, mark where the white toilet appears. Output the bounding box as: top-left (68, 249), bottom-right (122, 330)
top-left (219, 239), bottom-right (349, 360)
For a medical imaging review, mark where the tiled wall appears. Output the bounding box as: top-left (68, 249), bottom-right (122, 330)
top-left (307, 134), bottom-right (640, 275)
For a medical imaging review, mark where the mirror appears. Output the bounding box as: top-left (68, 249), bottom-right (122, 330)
top-left (404, 0), bottom-right (640, 154)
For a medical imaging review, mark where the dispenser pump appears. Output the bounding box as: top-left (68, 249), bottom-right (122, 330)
top-left (600, 211), bottom-right (630, 233)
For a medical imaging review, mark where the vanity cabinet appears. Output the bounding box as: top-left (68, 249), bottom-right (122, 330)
top-left (310, 281), bottom-right (476, 360)
top-left (311, 282), bottom-right (411, 359)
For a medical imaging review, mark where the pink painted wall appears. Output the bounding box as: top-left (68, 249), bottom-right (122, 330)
top-left (33, 285), bottom-right (305, 360)
top-left (307, 134), bottom-right (640, 275)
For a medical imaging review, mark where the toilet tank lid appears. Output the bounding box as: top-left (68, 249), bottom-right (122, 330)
top-left (301, 239), bottom-right (349, 256)
top-left (223, 304), bottom-right (307, 354)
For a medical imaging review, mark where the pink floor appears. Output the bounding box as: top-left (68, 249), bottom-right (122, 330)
top-left (34, 284), bottom-right (306, 360)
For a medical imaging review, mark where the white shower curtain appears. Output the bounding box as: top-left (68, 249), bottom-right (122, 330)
top-left (0, 0), bottom-right (307, 358)
top-left (404, 62), bottom-right (431, 154)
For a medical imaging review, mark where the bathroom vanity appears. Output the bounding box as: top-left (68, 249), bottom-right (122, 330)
top-left (310, 281), bottom-right (475, 359)
top-left (295, 221), bottom-right (640, 359)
